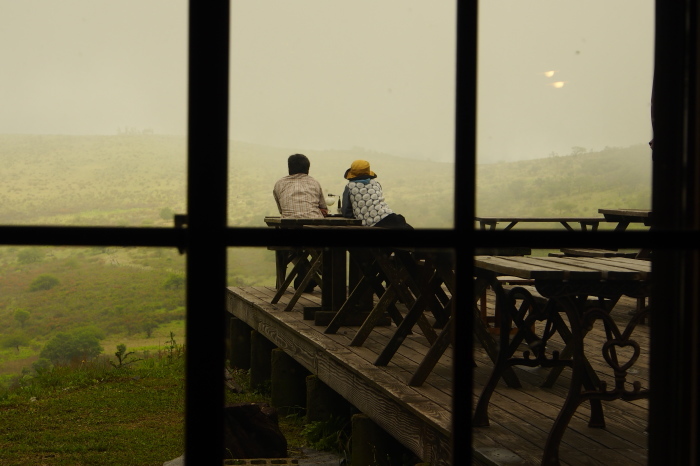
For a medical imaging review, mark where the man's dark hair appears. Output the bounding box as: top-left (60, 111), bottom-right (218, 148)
top-left (288, 153), bottom-right (310, 175)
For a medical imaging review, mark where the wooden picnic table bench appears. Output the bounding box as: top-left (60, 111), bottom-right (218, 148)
top-left (475, 216), bottom-right (606, 231)
top-left (598, 208), bottom-right (652, 231)
top-left (264, 216), bottom-right (362, 319)
top-left (263, 215), bottom-right (361, 227)
top-left (472, 255), bottom-right (651, 465)
top-left (549, 248), bottom-right (639, 258)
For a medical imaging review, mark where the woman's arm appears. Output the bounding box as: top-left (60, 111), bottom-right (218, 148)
top-left (341, 185), bottom-right (354, 218)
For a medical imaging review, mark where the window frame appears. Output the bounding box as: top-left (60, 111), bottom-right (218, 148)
top-left (1, 1), bottom-right (697, 464)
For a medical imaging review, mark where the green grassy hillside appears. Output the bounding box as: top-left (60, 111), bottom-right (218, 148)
top-left (477, 144), bottom-right (652, 218)
top-left (0, 134), bottom-right (455, 229)
top-left (0, 135), bottom-right (652, 382)
top-left (0, 134), bottom-right (651, 229)
top-left (0, 134), bottom-right (186, 226)
top-left (0, 246), bottom-right (186, 380)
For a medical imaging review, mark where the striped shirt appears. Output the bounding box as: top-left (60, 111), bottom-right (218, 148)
top-left (273, 173), bottom-right (328, 218)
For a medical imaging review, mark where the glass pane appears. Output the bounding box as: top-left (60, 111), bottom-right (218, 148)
top-left (0, 246), bottom-right (185, 463)
top-left (476, 0), bottom-right (654, 224)
top-left (473, 247), bottom-right (649, 463)
top-left (226, 245), bottom-right (455, 463)
top-left (0, 1), bottom-right (187, 226)
top-left (229, 1), bottom-right (456, 228)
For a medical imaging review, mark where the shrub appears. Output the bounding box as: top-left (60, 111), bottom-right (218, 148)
top-left (14, 309), bottom-right (30, 328)
top-left (163, 273), bottom-right (185, 290)
top-left (29, 274), bottom-right (60, 292)
top-left (17, 248), bottom-right (44, 264)
top-left (110, 344), bottom-right (141, 368)
top-left (143, 320), bottom-right (159, 338)
top-left (159, 207), bottom-right (174, 221)
top-left (0, 333), bottom-right (30, 352)
top-left (32, 358), bottom-right (52, 375)
top-left (39, 328), bottom-right (104, 365)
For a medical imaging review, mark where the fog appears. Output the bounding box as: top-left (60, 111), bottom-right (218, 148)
top-left (1, 1), bottom-right (653, 163)
top-left (478, 0), bottom-right (654, 163)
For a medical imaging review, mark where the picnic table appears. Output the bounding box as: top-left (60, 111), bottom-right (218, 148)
top-left (263, 225), bottom-right (456, 384)
top-left (264, 216), bottom-right (362, 320)
top-left (598, 208), bottom-right (652, 231)
top-left (265, 219), bottom-right (533, 386)
top-left (263, 216), bottom-right (361, 227)
top-left (322, 244), bottom-right (531, 387)
top-left (475, 216), bottom-right (606, 231)
top-left (471, 255), bottom-right (651, 465)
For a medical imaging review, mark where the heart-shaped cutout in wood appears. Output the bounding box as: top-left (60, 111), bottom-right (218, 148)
top-left (602, 340), bottom-right (640, 373)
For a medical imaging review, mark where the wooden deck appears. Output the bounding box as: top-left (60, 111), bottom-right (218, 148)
top-left (226, 286), bottom-right (649, 466)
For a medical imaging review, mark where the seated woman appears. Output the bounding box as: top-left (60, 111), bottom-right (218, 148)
top-left (341, 159), bottom-right (413, 229)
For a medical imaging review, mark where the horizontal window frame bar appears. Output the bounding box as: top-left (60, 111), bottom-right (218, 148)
top-left (0, 226), bottom-right (185, 247)
top-left (0, 225), bottom-right (692, 249)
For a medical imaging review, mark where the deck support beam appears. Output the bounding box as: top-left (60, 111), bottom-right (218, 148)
top-left (227, 316), bottom-right (251, 370)
top-left (250, 330), bottom-right (275, 392)
top-left (271, 348), bottom-right (310, 416)
top-left (351, 414), bottom-right (408, 466)
top-left (306, 375), bottom-right (353, 423)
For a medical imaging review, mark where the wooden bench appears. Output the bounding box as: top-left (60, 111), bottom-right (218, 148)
top-left (547, 249), bottom-right (648, 323)
top-left (479, 276), bottom-right (535, 335)
top-left (548, 248), bottom-right (638, 258)
top-left (475, 216), bottom-right (606, 232)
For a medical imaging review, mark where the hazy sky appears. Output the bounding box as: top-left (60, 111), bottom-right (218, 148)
top-left (1, 1), bottom-right (653, 163)
top-left (478, 0), bottom-right (655, 162)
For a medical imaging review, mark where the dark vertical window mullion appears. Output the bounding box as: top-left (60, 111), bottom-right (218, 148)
top-left (648, 1), bottom-right (691, 464)
top-left (186, 1), bottom-right (230, 463)
top-left (453, 1), bottom-right (477, 464)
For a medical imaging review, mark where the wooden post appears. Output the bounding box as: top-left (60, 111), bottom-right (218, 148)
top-left (249, 330), bottom-right (275, 392)
top-left (351, 413), bottom-right (406, 466)
top-left (305, 375), bottom-right (352, 423)
top-left (227, 316), bottom-right (251, 370)
top-left (350, 252), bottom-right (374, 311)
top-left (270, 348), bottom-right (310, 417)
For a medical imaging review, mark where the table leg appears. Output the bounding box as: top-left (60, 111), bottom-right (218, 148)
top-left (370, 248), bottom-right (438, 344)
top-left (374, 270), bottom-right (445, 362)
top-left (274, 250), bottom-right (287, 289)
top-left (541, 296), bottom-right (650, 465)
top-left (331, 248), bottom-right (347, 311)
top-left (614, 221), bottom-right (630, 232)
top-left (349, 252), bottom-right (373, 311)
top-left (283, 252), bottom-right (323, 312)
top-left (271, 249), bottom-right (318, 304)
top-left (541, 296), bottom-right (601, 465)
top-left (472, 277), bottom-right (522, 389)
top-left (321, 248), bottom-right (333, 311)
top-left (408, 316), bottom-right (454, 386)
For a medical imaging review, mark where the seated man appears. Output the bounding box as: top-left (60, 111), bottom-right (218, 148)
top-left (273, 154), bottom-right (328, 291)
top-left (273, 153), bottom-right (328, 218)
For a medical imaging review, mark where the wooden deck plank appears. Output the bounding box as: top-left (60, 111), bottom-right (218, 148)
top-left (227, 286), bottom-right (648, 465)
top-left (228, 286), bottom-right (452, 464)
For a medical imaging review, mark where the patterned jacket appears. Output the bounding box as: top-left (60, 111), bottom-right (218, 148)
top-left (341, 178), bottom-right (393, 226)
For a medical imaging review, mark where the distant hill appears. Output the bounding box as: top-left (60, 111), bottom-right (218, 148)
top-left (0, 134), bottom-right (187, 226)
top-left (0, 134), bottom-right (454, 228)
top-left (476, 144), bottom-right (652, 218)
top-left (230, 141), bottom-right (454, 227)
top-left (0, 134), bottom-right (651, 227)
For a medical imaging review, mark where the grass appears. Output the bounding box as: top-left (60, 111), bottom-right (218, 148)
top-left (0, 343), bottom-right (328, 466)
top-left (0, 356), bottom-right (185, 466)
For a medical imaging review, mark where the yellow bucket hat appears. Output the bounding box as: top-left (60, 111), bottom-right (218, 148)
top-left (344, 159), bottom-right (376, 180)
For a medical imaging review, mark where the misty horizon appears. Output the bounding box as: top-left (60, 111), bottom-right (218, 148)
top-left (1, 1), bottom-right (654, 164)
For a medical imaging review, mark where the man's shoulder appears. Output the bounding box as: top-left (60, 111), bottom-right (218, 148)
top-left (296, 174), bottom-right (321, 186)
